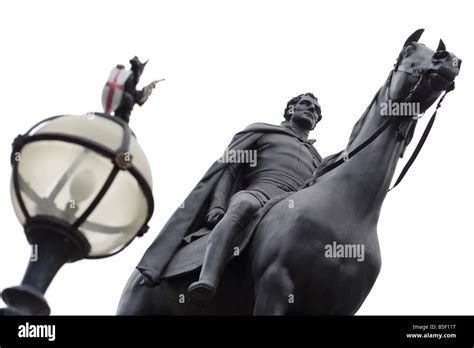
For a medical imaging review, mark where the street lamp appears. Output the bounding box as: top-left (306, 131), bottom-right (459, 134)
top-left (1, 113), bottom-right (154, 315)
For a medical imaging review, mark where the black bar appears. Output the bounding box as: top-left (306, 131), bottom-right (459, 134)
top-left (0, 316), bottom-right (473, 345)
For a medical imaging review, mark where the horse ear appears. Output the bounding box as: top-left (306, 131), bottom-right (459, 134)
top-left (403, 28), bottom-right (425, 47)
top-left (437, 39), bottom-right (446, 51)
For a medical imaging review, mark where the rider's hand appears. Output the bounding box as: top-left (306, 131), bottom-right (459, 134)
top-left (206, 207), bottom-right (226, 228)
top-left (300, 177), bottom-right (316, 190)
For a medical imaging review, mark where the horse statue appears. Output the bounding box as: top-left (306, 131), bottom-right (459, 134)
top-left (117, 29), bottom-right (461, 315)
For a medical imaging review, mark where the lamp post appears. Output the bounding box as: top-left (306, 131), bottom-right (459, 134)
top-left (1, 113), bottom-right (154, 315)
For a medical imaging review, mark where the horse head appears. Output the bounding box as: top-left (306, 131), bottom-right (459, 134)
top-left (389, 29), bottom-right (461, 113)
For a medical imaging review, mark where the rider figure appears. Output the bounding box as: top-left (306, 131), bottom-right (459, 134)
top-left (102, 56), bottom-right (159, 123)
top-left (187, 93), bottom-right (323, 303)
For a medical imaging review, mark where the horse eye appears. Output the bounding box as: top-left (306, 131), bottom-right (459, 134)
top-left (433, 51), bottom-right (449, 60)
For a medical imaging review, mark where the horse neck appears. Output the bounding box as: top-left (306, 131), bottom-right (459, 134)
top-left (334, 84), bottom-right (417, 223)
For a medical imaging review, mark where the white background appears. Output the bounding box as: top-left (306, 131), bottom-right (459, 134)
top-left (0, 0), bottom-right (472, 315)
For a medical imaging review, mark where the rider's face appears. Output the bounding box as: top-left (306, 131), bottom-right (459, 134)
top-left (290, 97), bottom-right (321, 130)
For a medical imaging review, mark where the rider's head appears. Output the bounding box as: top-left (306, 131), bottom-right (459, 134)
top-left (284, 93), bottom-right (322, 130)
top-left (129, 56), bottom-right (148, 80)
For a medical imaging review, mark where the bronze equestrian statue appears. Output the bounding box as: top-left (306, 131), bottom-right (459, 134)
top-left (117, 29), bottom-right (460, 315)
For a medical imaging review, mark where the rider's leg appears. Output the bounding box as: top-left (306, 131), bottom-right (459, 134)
top-left (188, 191), bottom-right (262, 304)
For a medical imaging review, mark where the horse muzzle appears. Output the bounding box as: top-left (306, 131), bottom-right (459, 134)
top-left (427, 54), bottom-right (461, 92)
top-left (427, 66), bottom-right (459, 92)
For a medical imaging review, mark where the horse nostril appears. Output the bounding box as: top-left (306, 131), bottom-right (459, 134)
top-left (433, 51), bottom-right (449, 60)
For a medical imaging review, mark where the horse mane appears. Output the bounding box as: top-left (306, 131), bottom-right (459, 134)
top-left (347, 72), bottom-right (394, 148)
top-left (315, 75), bottom-right (392, 176)
top-left (345, 95), bottom-right (374, 148)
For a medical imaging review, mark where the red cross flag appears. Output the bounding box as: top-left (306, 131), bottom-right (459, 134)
top-left (101, 67), bottom-right (133, 114)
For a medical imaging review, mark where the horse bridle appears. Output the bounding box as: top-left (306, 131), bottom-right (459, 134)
top-left (313, 59), bottom-right (455, 191)
top-left (388, 63), bottom-right (454, 189)
top-left (391, 64), bottom-right (428, 104)
top-left (391, 57), bottom-right (455, 104)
